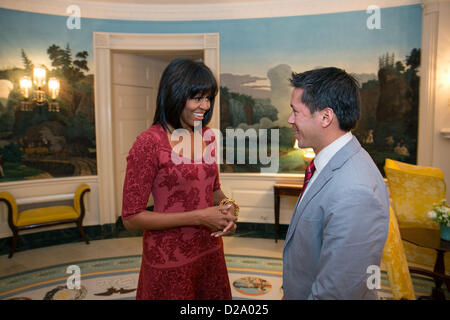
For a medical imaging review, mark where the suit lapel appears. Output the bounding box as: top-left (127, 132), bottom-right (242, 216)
top-left (284, 166), bottom-right (334, 246)
top-left (284, 136), bottom-right (361, 248)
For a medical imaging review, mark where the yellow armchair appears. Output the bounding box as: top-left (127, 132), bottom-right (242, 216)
top-left (384, 158), bottom-right (449, 272)
top-left (384, 158), bottom-right (445, 229)
top-left (0, 184), bottom-right (90, 258)
top-left (382, 206), bottom-right (415, 300)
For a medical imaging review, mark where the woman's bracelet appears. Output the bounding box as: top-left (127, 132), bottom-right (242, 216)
top-left (219, 198), bottom-right (240, 219)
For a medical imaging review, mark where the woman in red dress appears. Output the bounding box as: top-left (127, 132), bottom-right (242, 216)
top-left (121, 58), bottom-right (238, 300)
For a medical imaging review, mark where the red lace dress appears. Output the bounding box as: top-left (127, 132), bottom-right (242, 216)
top-left (121, 123), bottom-right (232, 300)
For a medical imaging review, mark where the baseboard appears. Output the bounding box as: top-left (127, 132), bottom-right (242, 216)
top-left (0, 217), bottom-right (288, 256)
top-left (232, 222), bottom-right (289, 240)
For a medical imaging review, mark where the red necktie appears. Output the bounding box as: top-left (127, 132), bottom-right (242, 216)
top-left (299, 159), bottom-right (316, 201)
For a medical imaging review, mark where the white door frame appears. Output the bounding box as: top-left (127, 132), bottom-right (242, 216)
top-left (93, 32), bottom-right (220, 225)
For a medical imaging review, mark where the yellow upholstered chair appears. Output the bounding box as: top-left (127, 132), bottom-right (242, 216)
top-left (382, 206), bottom-right (416, 300)
top-left (0, 184), bottom-right (90, 258)
top-left (384, 158), bottom-right (445, 229)
top-left (384, 158), bottom-right (449, 272)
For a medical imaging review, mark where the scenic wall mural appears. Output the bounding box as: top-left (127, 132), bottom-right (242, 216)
top-left (219, 49), bottom-right (421, 174)
top-left (0, 45), bottom-right (95, 181)
top-left (0, 4), bottom-right (422, 181)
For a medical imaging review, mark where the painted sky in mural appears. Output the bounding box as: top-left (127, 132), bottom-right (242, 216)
top-left (0, 6), bottom-right (421, 73)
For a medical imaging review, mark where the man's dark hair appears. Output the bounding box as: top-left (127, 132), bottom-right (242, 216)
top-left (290, 67), bottom-right (361, 131)
top-left (153, 58), bottom-right (218, 131)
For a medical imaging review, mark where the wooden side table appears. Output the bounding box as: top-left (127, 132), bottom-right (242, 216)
top-left (400, 227), bottom-right (450, 300)
top-left (273, 183), bottom-right (303, 242)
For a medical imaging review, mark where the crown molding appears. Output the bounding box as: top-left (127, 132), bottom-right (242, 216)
top-left (422, 0), bottom-right (450, 14)
top-left (0, 0), bottom-right (421, 21)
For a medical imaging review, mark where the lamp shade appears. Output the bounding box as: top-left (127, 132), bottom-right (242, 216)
top-left (294, 139), bottom-right (315, 163)
top-left (48, 78), bottom-right (60, 100)
top-left (19, 76), bottom-right (32, 99)
top-left (302, 148), bottom-right (315, 162)
top-left (33, 67), bottom-right (46, 87)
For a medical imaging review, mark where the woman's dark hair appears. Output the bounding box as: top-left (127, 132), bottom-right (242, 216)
top-left (153, 58), bottom-right (218, 131)
top-left (290, 67), bottom-right (361, 131)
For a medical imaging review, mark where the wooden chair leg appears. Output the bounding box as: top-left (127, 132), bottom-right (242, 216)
top-left (76, 221), bottom-right (90, 244)
top-left (9, 231), bottom-right (18, 259)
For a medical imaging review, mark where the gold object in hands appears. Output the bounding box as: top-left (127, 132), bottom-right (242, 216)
top-left (219, 198), bottom-right (239, 219)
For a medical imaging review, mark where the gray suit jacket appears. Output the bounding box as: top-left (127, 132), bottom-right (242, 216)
top-left (282, 136), bottom-right (389, 300)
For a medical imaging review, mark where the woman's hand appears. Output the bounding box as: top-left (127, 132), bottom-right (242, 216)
top-left (197, 204), bottom-right (236, 232)
top-left (210, 204), bottom-right (237, 237)
top-left (210, 221), bottom-right (237, 237)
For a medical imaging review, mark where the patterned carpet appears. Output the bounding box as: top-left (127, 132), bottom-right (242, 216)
top-left (0, 254), bottom-right (446, 300)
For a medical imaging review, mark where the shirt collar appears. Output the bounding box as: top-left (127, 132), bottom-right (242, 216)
top-left (313, 132), bottom-right (353, 174)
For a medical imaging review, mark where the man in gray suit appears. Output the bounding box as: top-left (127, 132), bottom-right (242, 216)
top-left (283, 67), bottom-right (390, 300)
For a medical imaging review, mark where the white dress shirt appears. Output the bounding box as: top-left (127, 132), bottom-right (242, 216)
top-left (299, 131), bottom-right (353, 205)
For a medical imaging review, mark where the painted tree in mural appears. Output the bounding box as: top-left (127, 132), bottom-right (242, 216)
top-left (47, 44), bottom-right (91, 117)
top-left (21, 49), bottom-right (34, 72)
top-left (355, 48), bottom-right (420, 174)
top-left (0, 44), bottom-right (96, 181)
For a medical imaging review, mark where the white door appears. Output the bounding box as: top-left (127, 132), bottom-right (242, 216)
top-left (111, 52), bottom-right (203, 219)
top-left (111, 53), bottom-right (168, 217)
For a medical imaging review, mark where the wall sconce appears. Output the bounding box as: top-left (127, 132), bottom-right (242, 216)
top-left (294, 139), bottom-right (315, 163)
top-left (19, 67), bottom-right (60, 112)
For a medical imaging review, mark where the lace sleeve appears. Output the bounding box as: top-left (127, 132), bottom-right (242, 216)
top-left (121, 133), bottom-right (159, 220)
top-left (204, 127), bottom-right (221, 192)
top-left (213, 163), bottom-right (221, 191)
